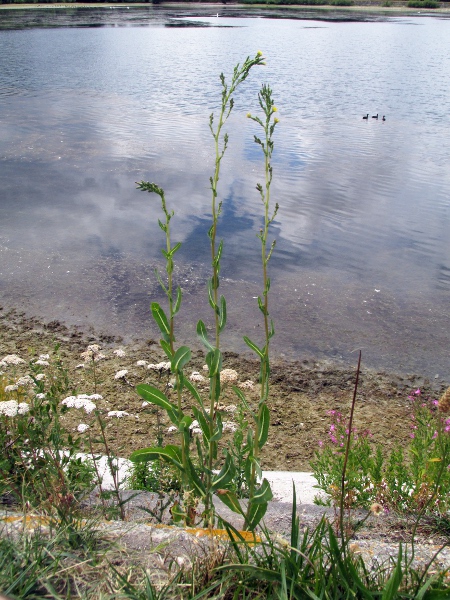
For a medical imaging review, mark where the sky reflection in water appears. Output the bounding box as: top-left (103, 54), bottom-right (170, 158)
top-left (0, 7), bottom-right (450, 378)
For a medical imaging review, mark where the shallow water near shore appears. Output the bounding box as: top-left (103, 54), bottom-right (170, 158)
top-left (1, 6), bottom-right (450, 379)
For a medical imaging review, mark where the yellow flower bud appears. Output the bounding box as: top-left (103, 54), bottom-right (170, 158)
top-left (272, 106), bottom-right (278, 113)
top-left (257, 50), bottom-right (263, 56)
top-left (274, 117), bottom-right (279, 124)
top-left (246, 113), bottom-right (252, 118)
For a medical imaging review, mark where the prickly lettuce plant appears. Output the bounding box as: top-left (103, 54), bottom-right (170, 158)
top-left (130, 53), bottom-right (279, 530)
top-left (216, 84), bottom-right (279, 530)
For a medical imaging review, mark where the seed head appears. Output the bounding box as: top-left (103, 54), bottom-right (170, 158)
top-left (370, 503), bottom-right (384, 516)
top-left (438, 387), bottom-right (450, 413)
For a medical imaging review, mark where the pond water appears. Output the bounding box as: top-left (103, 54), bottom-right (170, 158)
top-left (1, 6), bottom-right (450, 379)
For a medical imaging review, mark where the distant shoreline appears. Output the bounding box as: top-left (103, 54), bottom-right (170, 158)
top-left (1, 2), bottom-right (450, 13)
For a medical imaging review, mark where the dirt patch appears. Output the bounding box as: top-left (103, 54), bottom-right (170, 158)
top-left (0, 307), bottom-right (447, 472)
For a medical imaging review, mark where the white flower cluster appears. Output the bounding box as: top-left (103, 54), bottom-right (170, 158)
top-left (4, 384), bottom-right (18, 393)
top-left (77, 423), bottom-right (90, 433)
top-left (62, 394), bottom-right (99, 414)
top-left (223, 421), bottom-right (238, 433)
top-left (114, 369), bottom-right (128, 380)
top-left (0, 354), bottom-right (26, 367)
top-left (189, 371), bottom-right (205, 383)
top-left (108, 410), bottom-right (129, 418)
top-left (220, 369), bottom-right (239, 384)
top-left (0, 400), bottom-right (30, 417)
top-left (238, 380), bottom-right (255, 390)
top-left (147, 362), bottom-right (171, 373)
top-left (113, 348), bottom-right (126, 358)
top-left (189, 420), bottom-right (202, 435)
top-left (35, 373), bottom-right (45, 381)
top-left (80, 345), bottom-right (106, 362)
top-left (34, 354), bottom-right (50, 366)
top-left (16, 375), bottom-right (36, 388)
top-left (136, 360), bottom-right (147, 367)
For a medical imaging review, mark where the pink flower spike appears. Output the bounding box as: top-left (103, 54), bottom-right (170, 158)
top-left (410, 433), bottom-right (415, 438)
top-left (415, 389), bottom-right (421, 395)
top-left (318, 441), bottom-right (323, 447)
top-left (433, 431), bottom-right (438, 439)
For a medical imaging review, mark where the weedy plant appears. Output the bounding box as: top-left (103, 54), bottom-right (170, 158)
top-left (0, 348), bottom-right (94, 516)
top-left (130, 53), bottom-right (278, 531)
top-left (311, 385), bottom-right (450, 516)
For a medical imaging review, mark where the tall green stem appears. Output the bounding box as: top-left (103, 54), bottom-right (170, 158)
top-left (245, 85), bottom-right (279, 526)
top-left (202, 53), bottom-right (265, 526)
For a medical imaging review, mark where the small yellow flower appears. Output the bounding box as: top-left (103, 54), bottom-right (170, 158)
top-left (246, 112), bottom-right (252, 118)
top-left (272, 106), bottom-right (278, 113)
top-left (257, 50), bottom-right (263, 56)
top-left (274, 117), bottom-right (280, 124)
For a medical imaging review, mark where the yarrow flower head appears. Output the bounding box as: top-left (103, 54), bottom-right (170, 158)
top-left (147, 362), bottom-right (171, 373)
top-left (108, 410), bottom-right (129, 418)
top-left (113, 348), bottom-right (126, 358)
top-left (0, 354), bottom-right (26, 366)
top-left (189, 371), bottom-right (205, 383)
top-left (80, 345), bottom-right (105, 362)
top-left (136, 360), bottom-right (148, 367)
top-left (239, 380), bottom-right (255, 390)
top-left (34, 360), bottom-right (49, 366)
top-left (220, 369), bottom-right (239, 384)
top-left (0, 400), bottom-right (29, 417)
top-left (16, 376), bottom-right (36, 388)
top-left (4, 384), bottom-right (18, 393)
top-left (114, 369), bottom-right (128, 380)
top-left (77, 423), bottom-right (90, 433)
top-left (35, 373), bottom-right (45, 381)
top-left (62, 395), bottom-right (97, 414)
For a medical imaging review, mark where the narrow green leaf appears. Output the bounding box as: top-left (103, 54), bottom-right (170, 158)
top-left (251, 478), bottom-right (273, 505)
top-left (257, 296), bottom-right (267, 315)
top-left (129, 445), bottom-right (183, 471)
top-left (151, 302), bottom-right (171, 342)
top-left (381, 546), bottom-right (402, 600)
top-left (173, 286), bottom-right (182, 315)
top-left (208, 278), bottom-right (219, 314)
top-left (136, 384), bottom-right (180, 425)
top-left (187, 458), bottom-right (206, 496)
top-left (192, 405), bottom-right (211, 439)
top-left (215, 490), bottom-right (245, 516)
top-left (246, 500), bottom-right (268, 531)
top-left (197, 320), bottom-right (214, 352)
top-left (206, 348), bottom-right (222, 378)
top-left (243, 336), bottom-right (264, 359)
top-left (218, 295), bottom-right (227, 333)
top-left (136, 384), bottom-right (173, 412)
top-left (210, 411), bottom-right (224, 442)
top-left (181, 375), bottom-right (204, 407)
top-left (258, 404), bottom-right (270, 449)
top-left (171, 346), bottom-right (191, 373)
top-left (160, 339), bottom-right (173, 359)
top-left (212, 454), bottom-right (236, 491)
top-left (170, 241), bottom-right (182, 256)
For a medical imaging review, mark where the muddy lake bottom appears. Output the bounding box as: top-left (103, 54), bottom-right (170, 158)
top-left (1, 308), bottom-right (447, 472)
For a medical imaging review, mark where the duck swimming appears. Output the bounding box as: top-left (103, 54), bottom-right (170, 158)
top-left (363, 114), bottom-right (369, 120)
top-left (372, 114), bottom-right (379, 119)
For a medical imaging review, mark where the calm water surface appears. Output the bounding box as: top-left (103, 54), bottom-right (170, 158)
top-left (1, 7), bottom-right (450, 378)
